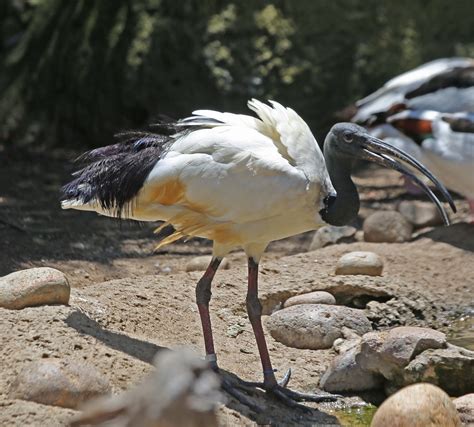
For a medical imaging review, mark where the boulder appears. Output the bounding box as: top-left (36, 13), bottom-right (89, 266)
top-left (400, 345), bottom-right (474, 396)
top-left (10, 359), bottom-right (110, 409)
top-left (335, 251), bottom-right (384, 276)
top-left (283, 291), bottom-right (336, 308)
top-left (453, 394), bottom-right (474, 426)
top-left (309, 225), bottom-right (356, 250)
top-left (358, 327), bottom-right (447, 380)
top-left (0, 267), bottom-right (70, 309)
top-left (185, 256), bottom-right (230, 272)
top-left (266, 304), bottom-right (372, 350)
top-left (398, 200), bottom-right (443, 228)
top-left (371, 383), bottom-right (461, 427)
top-left (320, 346), bottom-right (383, 393)
top-left (363, 211), bottom-right (413, 243)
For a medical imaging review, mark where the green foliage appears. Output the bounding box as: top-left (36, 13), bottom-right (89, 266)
top-left (1, 0), bottom-right (473, 148)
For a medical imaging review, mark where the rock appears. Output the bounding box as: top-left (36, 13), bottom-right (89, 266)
top-left (371, 383), bottom-right (461, 427)
top-left (401, 345), bottom-right (474, 396)
top-left (453, 394), bottom-right (474, 426)
top-left (358, 327), bottom-right (447, 381)
top-left (309, 225), bottom-right (356, 250)
top-left (335, 251), bottom-right (384, 276)
top-left (320, 346), bottom-right (383, 393)
top-left (10, 359), bottom-right (110, 409)
top-left (398, 200), bottom-right (443, 228)
top-left (70, 349), bottom-right (221, 427)
top-left (283, 291), bottom-right (336, 308)
top-left (363, 211), bottom-right (413, 243)
top-left (185, 256), bottom-right (230, 272)
top-left (266, 304), bottom-right (372, 350)
top-left (0, 267), bottom-right (70, 309)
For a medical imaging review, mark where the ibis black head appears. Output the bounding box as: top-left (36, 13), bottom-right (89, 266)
top-left (323, 122), bottom-right (456, 226)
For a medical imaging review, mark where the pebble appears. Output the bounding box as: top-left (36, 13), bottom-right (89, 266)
top-left (453, 394), bottom-right (474, 426)
top-left (185, 256), bottom-right (230, 272)
top-left (371, 383), bottom-right (461, 427)
top-left (398, 200), bottom-right (443, 228)
top-left (309, 225), bottom-right (356, 250)
top-left (10, 359), bottom-right (110, 409)
top-left (0, 267), bottom-right (70, 309)
top-left (363, 211), bottom-right (413, 243)
top-left (283, 291), bottom-right (336, 308)
top-left (335, 251), bottom-right (384, 276)
top-left (266, 304), bottom-right (372, 350)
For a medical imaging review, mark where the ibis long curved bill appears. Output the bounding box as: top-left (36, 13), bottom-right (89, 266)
top-left (359, 134), bottom-right (456, 225)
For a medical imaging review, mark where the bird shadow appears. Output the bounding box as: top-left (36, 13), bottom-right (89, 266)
top-left (65, 311), bottom-right (340, 425)
top-left (414, 222), bottom-right (474, 252)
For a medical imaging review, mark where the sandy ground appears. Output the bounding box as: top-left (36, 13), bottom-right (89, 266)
top-left (0, 151), bottom-right (473, 426)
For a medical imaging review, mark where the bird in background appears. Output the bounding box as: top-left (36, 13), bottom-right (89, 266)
top-left (351, 57), bottom-right (474, 219)
top-left (62, 99), bottom-right (455, 409)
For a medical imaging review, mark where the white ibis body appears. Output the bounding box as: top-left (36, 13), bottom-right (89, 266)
top-left (387, 110), bottom-right (474, 215)
top-left (352, 57), bottom-right (474, 125)
top-left (62, 100), bottom-right (454, 407)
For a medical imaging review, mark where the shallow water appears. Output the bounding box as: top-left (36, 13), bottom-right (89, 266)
top-left (448, 316), bottom-right (474, 350)
top-left (330, 404), bottom-right (377, 427)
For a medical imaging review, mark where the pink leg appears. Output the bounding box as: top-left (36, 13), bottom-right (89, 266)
top-left (195, 257), bottom-right (221, 369)
top-left (246, 258), bottom-right (277, 389)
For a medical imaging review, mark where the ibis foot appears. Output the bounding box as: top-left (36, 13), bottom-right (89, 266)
top-left (235, 369), bottom-right (341, 409)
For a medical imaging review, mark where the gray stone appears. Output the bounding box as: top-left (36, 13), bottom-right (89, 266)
top-left (371, 383), bottom-right (461, 427)
top-left (0, 267), bottom-right (70, 309)
top-left (453, 394), bottom-right (474, 426)
top-left (335, 251), bottom-right (384, 276)
top-left (283, 291), bottom-right (336, 308)
top-left (358, 326), bottom-right (447, 381)
top-left (320, 346), bottom-right (383, 392)
top-left (401, 345), bottom-right (474, 396)
top-left (398, 200), bottom-right (443, 228)
top-left (10, 359), bottom-right (110, 409)
top-left (363, 211), bottom-right (413, 243)
top-left (185, 256), bottom-right (230, 272)
top-left (266, 304), bottom-right (372, 350)
top-left (70, 349), bottom-right (220, 427)
top-left (309, 225), bottom-right (356, 250)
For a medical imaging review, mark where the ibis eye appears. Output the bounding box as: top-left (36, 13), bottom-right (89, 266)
top-left (343, 132), bottom-right (353, 143)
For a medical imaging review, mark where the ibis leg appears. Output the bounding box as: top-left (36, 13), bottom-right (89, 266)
top-left (237, 257), bottom-right (341, 407)
top-left (246, 257), bottom-right (278, 389)
top-left (195, 257), bottom-right (221, 370)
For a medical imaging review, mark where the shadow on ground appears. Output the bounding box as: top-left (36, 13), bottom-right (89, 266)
top-left (65, 311), bottom-right (340, 426)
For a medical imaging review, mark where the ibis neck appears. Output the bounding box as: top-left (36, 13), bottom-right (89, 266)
top-left (323, 148), bottom-right (360, 226)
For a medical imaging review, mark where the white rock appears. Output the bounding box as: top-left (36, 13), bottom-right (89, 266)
top-left (453, 394), bottom-right (474, 426)
top-left (398, 200), bottom-right (443, 228)
top-left (266, 304), bottom-right (372, 350)
top-left (309, 225), bottom-right (356, 250)
top-left (0, 267), bottom-right (70, 309)
top-left (185, 256), bottom-right (230, 272)
top-left (371, 383), bottom-right (461, 427)
top-left (10, 359), bottom-right (110, 409)
top-left (335, 251), bottom-right (384, 276)
top-left (363, 211), bottom-right (413, 243)
top-left (283, 291), bottom-right (336, 308)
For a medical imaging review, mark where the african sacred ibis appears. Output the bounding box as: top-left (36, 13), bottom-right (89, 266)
top-left (387, 110), bottom-right (474, 217)
top-left (62, 99), bottom-right (455, 408)
top-left (352, 57), bottom-right (474, 125)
